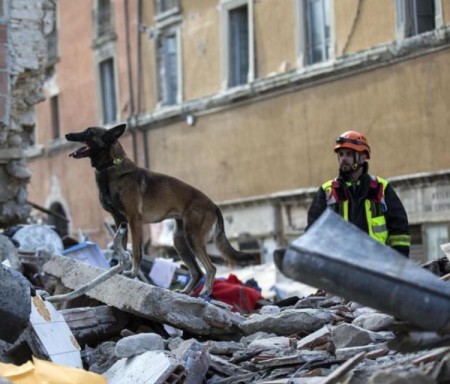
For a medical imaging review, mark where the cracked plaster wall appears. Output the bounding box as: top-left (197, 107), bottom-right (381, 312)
top-left (0, 0), bottom-right (52, 226)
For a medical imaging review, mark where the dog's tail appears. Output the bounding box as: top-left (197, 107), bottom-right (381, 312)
top-left (213, 207), bottom-right (260, 265)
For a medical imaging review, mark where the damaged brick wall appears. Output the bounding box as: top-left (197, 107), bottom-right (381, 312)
top-left (0, 0), bottom-right (52, 226)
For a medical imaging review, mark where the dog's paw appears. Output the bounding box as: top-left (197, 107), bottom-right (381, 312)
top-left (199, 293), bottom-right (212, 302)
top-left (197, 288), bottom-right (212, 300)
top-left (122, 269), bottom-right (137, 278)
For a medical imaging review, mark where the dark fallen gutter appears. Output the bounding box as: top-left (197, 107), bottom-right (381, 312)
top-left (27, 201), bottom-right (69, 223)
top-left (278, 209), bottom-right (450, 333)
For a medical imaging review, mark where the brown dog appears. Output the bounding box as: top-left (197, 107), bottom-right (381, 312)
top-left (65, 123), bottom-right (258, 296)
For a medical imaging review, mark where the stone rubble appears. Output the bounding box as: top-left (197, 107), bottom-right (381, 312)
top-left (38, 283), bottom-right (450, 382)
top-left (1, 236), bottom-right (450, 383)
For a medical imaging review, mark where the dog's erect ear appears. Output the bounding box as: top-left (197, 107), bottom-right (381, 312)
top-left (103, 124), bottom-right (126, 143)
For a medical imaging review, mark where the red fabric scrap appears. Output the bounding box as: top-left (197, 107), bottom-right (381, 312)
top-left (193, 274), bottom-right (263, 314)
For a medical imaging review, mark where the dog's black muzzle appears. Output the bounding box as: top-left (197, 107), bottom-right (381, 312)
top-left (65, 132), bottom-right (88, 143)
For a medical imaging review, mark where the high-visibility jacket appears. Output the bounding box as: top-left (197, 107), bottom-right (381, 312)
top-left (307, 174), bottom-right (411, 257)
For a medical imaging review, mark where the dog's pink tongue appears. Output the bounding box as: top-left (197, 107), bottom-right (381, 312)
top-left (69, 146), bottom-right (88, 158)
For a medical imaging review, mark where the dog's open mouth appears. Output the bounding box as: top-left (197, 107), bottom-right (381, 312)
top-left (69, 145), bottom-right (90, 159)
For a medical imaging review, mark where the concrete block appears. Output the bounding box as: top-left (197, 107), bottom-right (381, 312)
top-left (0, 265), bottom-right (30, 343)
top-left (239, 308), bottom-right (333, 336)
top-left (248, 336), bottom-right (293, 351)
top-left (104, 351), bottom-right (178, 384)
top-left (29, 295), bottom-right (82, 368)
top-left (115, 333), bottom-right (165, 358)
top-left (352, 312), bottom-right (395, 331)
top-left (43, 255), bottom-right (243, 338)
top-left (331, 323), bottom-right (383, 349)
top-left (172, 339), bottom-right (210, 384)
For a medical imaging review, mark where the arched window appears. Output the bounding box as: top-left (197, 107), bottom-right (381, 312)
top-left (47, 202), bottom-right (68, 238)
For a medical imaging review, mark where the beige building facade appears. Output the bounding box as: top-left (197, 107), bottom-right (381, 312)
top-left (28, 0), bottom-right (450, 263)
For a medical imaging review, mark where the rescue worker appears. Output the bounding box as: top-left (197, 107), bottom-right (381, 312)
top-left (306, 131), bottom-right (411, 257)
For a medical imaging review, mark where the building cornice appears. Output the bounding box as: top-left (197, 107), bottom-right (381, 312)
top-left (133, 26), bottom-right (450, 131)
top-left (216, 169), bottom-right (450, 209)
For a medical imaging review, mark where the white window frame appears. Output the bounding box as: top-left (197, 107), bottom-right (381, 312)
top-left (219, 0), bottom-right (255, 90)
top-left (155, 25), bottom-right (183, 107)
top-left (395, 0), bottom-right (443, 41)
top-left (295, 0), bottom-right (335, 68)
top-left (154, 0), bottom-right (181, 22)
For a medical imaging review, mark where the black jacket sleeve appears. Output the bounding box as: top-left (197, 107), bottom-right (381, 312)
top-left (306, 186), bottom-right (327, 232)
top-left (384, 183), bottom-right (410, 257)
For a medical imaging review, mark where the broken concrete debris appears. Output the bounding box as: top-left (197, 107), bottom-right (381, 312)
top-left (114, 333), bottom-right (165, 358)
top-left (0, 265), bottom-right (31, 343)
top-left (1, 224), bottom-right (450, 382)
top-left (42, 255), bottom-right (243, 338)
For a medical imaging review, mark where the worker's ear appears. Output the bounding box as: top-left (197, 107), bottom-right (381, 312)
top-left (360, 152), bottom-right (369, 162)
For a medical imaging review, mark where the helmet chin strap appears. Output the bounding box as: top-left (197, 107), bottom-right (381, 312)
top-left (340, 152), bottom-right (364, 179)
top-left (351, 152), bottom-right (364, 172)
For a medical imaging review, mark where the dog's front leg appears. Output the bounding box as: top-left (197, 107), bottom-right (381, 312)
top-left (127, 215), bottom-right (143, 278)
top-left (112, 214), bottom-right (129, 264)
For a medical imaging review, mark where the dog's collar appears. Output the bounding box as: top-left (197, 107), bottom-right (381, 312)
top-left (113, 157), bottom-right (123, 166)
top-left (96, 157), bottom-right (123, 172)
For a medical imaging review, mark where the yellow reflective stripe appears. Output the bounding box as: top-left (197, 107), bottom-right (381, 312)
top-left (322, 180), bottom-right (333, 202)
top-left (388, 235), bottom-right (411, 247)
top-left (376, 176), bottom-right (389, 189)
top-left (365, 200), bottom-right (388, 244)
top-left (342, 200), bottom-right (348, 221)
top-left (322, 180), bottom-right (333, 190)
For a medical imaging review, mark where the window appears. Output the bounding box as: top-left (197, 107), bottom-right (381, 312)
top-left (47, 25), bottom-right (58, 62)
top-left (424, 224), bottom-right (448, 261)
top-left (154, 0), bottom-right (180, 16)
top-left (99, 58), bottom-right (117, 124)
top-left (157, 31), bottom-right (180, 106)
top-left (305, 0), bottom-right (331, 64)
top-left (396, 0), bottom-right (441, 40)
top-left (295, 0), bottom-right (333, 67)
top-left (220, 0), bottom-right (255, 89)
top-left (153, 0), bottom-right (182, 107)
top-left (409, 224), bottom-right (424, 263)
top-left (296, 0), bottom-right (332, 66)
top-left (50, 95), bottom-right (60, 140)
top-left (93, 0), bottom-right (117, 123)
top-left (96, 0), bottom-right (113, 38)
top-left (46, 0), bottom-right (58, 63)
top-left (47, 202), bottom-right (69, 238)
top-left (229, 6), bottom-right (249, 87)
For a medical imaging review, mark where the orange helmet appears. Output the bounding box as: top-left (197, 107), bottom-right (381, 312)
top-left (334, 131), bottom-right (371, 159)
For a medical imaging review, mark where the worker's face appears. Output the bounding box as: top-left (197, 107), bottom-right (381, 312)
top-left (337, 148), bottom-right (357, 173)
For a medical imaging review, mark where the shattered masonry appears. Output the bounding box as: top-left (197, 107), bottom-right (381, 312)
top-left (0, 0), bottom-right (51, 226)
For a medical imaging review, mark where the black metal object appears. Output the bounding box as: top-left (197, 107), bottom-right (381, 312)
top-left (280, 209), bottom-right (450, 333)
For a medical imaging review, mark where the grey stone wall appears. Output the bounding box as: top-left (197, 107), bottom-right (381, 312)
top-left (0, 0), bottom-right (52, 226)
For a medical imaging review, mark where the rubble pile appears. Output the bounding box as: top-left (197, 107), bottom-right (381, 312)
top-left (1, 224), bottom-right (450, 383)
top-left (70, 292), bottom-right (450, 384)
